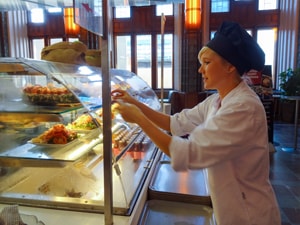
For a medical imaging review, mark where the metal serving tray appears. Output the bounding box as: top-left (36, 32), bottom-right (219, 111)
top-left (148, 154), bottom-right (211, 206)
top-left (138, 200), bottom-right (216, 225)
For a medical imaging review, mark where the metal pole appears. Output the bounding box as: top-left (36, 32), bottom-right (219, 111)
top-left (293, 99), bottom-right (299, 150)
top-left (102, 0), bottom-right (113, 224)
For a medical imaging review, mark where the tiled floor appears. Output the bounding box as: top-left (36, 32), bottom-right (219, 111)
top-left (270, 122), bottom-right (300, 225)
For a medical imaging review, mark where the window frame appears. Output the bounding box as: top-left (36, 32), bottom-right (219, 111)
top-left (113, 5), bottom-right (175, 90)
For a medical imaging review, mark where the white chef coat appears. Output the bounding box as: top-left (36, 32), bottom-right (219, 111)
top-left (169, 81), bottom-right (281, 225)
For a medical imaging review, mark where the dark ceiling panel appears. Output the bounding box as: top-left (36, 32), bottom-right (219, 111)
top-left (0, 0), bottom-right (183, 11)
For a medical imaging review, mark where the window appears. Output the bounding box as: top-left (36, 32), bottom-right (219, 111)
top-left (246, 29), bottom-right (252, 36)
top-left (211, 0), bottom-right (230, 13)
top-left (47, 8), bottom-right (62, 13)
top-left (115, 6), bottom-right (131, 18)
top-left (257, 28), bottom-right (277, 79)
top-left (258, 0), bottom-right (278, 10)
top-left (211, 29), bottom-right (251, 40)
top-left (115, 36), bottom-right (131, 70)
top-left (156, 4), bottom-right (173, 16)
top-left (94, 0), bottom-right (103, 17)
top-left (32, 39), bottom-right (44, 59)
top-left (30, 8), bottom-right (44, 23)
top-left (30, 7), bottom-right (64, 23)
top-left (210, 31), bottom-right (216, 39)
top-left (68, 38), bottom-right (80, 42)
top-left (137, 35), bottom-right (152, 86)
top-left (50, 38), bottom-right (63, 45)
top-left (157, 34), bottom-right (173, 88)
top-left (113, 6), bottom-right (175, 89)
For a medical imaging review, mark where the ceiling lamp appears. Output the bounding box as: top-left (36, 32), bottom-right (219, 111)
top-left (185, 0), bottom-right (201, 29)
top-left (64, 7), bottom-right (80, 35)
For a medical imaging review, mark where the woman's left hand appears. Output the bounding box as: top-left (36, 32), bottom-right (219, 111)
top-left (114, 101), bottom-right (144, 124)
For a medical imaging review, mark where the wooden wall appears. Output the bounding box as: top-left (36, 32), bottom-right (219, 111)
top-left (210, 1), bottom-right (279, 30)
top-left (0, 2), bottom-right (290, 92)
top-left (113, 6), bottom-right (174, 34)
top-left (27, 12), bottom-right (65, 39)
top-left (27, 10), bottom-right (99, 49)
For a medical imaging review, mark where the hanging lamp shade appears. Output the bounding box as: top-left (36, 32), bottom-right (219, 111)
top-left (64, 7), bottom-right (80, 35)
top-left (185, 0), bottom-right (201, 29)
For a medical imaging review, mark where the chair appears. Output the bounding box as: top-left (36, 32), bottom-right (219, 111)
top-left (170, 91), bottom-right (208, 114)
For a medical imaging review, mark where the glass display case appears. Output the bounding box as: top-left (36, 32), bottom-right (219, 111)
top-left (0, 57), bottom-right (161, 215)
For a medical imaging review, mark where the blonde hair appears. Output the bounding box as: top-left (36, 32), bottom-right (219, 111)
top-left (198, 46), bottom-right (230, 66)
top-left (198, 46), bottom-right (209, 63)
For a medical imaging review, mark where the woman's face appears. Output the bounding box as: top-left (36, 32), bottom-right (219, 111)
top-left (198, 48), bottom-right (231, 90)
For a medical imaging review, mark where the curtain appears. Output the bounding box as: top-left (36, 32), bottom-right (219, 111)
top-left (276, 0), bottom-right (300, 80)
top-left (7, 10), bottom-right (30, 58)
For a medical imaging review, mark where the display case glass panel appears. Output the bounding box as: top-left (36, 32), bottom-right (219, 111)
top-left (0, 57), bottom-right (160, 215)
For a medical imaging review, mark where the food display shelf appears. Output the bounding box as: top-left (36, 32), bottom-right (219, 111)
top-left (0, 133), bottom-right (158, 214)
top-left (0, 57), bottom-right (162, 217)
top-left (0, 128), bottom-right (102, 167)
top-left (0, 120), bottom-right (138, 167)
top-left (0, 102), bottom-right (84, 114)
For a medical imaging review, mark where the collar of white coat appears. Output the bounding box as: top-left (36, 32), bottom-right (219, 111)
top-left (215, 80), bottom-right (249, 109)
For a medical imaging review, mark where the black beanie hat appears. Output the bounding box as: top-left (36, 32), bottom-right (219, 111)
top-left (206, 21), bottom-right (265, 75)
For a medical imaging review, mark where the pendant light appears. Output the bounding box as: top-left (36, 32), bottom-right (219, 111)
top-left (185, 0), bottom-right (201, 29)
top-left (64, 7), bottom-right (80, 35)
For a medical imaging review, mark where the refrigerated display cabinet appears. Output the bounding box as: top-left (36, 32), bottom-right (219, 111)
top-left (0, 57), bottom-right (161, 216)
top-left (0, 57), bottom-right (215, 225)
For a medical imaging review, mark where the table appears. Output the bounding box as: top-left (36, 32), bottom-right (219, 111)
top-left (281, 96), bottom-right (300, 152)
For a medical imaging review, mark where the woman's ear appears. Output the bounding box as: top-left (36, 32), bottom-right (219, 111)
top-left (226, 64), bottom-right (237, 74)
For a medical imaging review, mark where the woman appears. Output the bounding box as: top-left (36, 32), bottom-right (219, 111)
top-left (111, 21), bottom-right (281, 225)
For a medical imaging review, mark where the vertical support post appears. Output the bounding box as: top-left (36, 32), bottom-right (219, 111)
top-left (293, 99), bottom-right (299, 150)
top-left (102, 0), bottom-right (113, 224)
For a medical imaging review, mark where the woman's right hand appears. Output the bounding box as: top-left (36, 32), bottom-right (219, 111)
top-left (111, 89), bottom-right (137, 105)
top-left (112, 101), bottom-right (144, 124)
